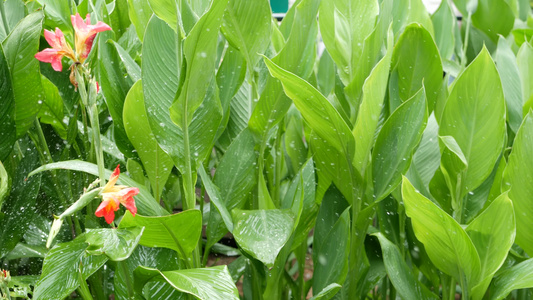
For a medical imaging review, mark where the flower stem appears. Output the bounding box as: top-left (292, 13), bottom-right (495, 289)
top-left (77, 270), bottom-right (94, 300)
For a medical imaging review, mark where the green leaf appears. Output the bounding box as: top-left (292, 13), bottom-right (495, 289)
top-left (119, 210), bottom-right (201, 256)
top-left (309, 283), bottom-right (342, 300)
top-left (39, 76), bottom-right (66, 138)
top-left (431, 0), bottom-right (456, 60)
top-left (490, 258), bottom-right (533, 300)
top-left (113, 40), bottom-right (141, 82)
top-left (85, 227), bottom-right (144, 261)
top-left (466, 192), bottom-right (515, 299)
top-left (232, 209), bottom-right (294, 268)
top-left (134, 265), bottom-right (239, 300)
top-left (0, 162), bottom-right (7, 209)
top-left (439, 47), bottom-right (506, 198)
top-left (0, 152), bottom-right (41, 259)
top-left (518, 42), bottom-right (533, 114)
top-left (352, 28), bottom-right (393, 175)
top-left (142, 15), bottom-right (222, 173)
top-left (169, 0), bottom-right (228, 128)
top-left (198, 167), bottom-right (233, 233)
top-left (374, 232), bottom-right (439, 300)
top-left (127, 0), bottom-right (153, 41)
top-left (318, 0), bottom-right (379, 85)
top-left (471, 0), bottom-right (514, 42)
top-left (402, 176), bottom-right (481, 290)
top-left (33, 238), bottom-right (108, 300)
top-left (392, 0), bottom-right (435, 37)
top-left (495, 36), bottom-right (523, 133)
top-left (39, 0), bottom-right (72, 35)
top-left (3, 11), bottom-right (44, 137)
top-left (206, 129), bottom-right (257, 248)
top-left (248, 0), bottom-right (320, 137)
top-left (124, 80), bottom-right (173, 202)
top-left (28, 160), bottom-right (169, 216)
top-left (372, 87), bottom-right (427, 201)
top-left (0, 0), bottom-right (25, 41)
top-left (0, 43), bottom-right (15, 160)
top-left (263, 56), bottom-right (357, 202)
top-left (148, 0), bottom-right (197, 32)
top-left (389, 23), bottom-right (442, 112)
top-left (108, 0), bottom-right (131, 39)
top-left (313, 186), bottom-right (350, 297)
top-left (221, 0), bottom-right (271, 70)
top-left (503, 112), bottom-right (533, 256)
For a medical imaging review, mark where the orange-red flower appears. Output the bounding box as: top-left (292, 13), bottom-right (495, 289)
top-left (95, 165), bottom-right (139, 224)
top-left (71, 13), bottom-right (111, 62)
top-left (34, 28), bottom-right (76, 71)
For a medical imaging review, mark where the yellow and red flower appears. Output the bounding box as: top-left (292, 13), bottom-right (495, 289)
top-left (95, 165), bottom-right (139, 224)
top-left (71, 13), bottom-right (111, 62)
top-left (34, 28), bottom-right (76, 71)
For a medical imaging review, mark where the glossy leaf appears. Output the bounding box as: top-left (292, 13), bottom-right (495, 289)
top-left (466, 192), bottom-right (515, 299)
top-left (389, 23), bottom-right (442, 112)
top-left (134, 265), bottom-right (239, 300)
top-left (198, 167), bottom-right (233, 233)
top-left (232, 209), bottom-right (294, 268)
top-left (372, 88), bottom-right (427, 201)
top-left (491, 258), bottom-right (533, 300)
top-left (85, 227), bottom-right (144, 261)
top-left (431, 0), bottom-right (456, 60)
top-left (471, 0), bottom-right (514, 42)
top-left (439, 47), bottom-right (506, 198)
top-left (39, 76), bottom-right (66, 138)
top-left (3, 11), bottom-right (44, 137)
top-left (28, 160), bottom-right (169, 216)
top-left (374, 232), bottom-right (439, 300)
top-left (147, 0), bottom-right (196, 32)
top-left (503, 112), bottom-right (533, 256)
top-left (518, 42), bottom-right (533, 114)
top-left (119, 210), bottom-right (201, 255)
top-left (124, 80), bottom-right (173, 202)
top-left (402, 176), bottom-right (481, 290)
top-left (0, 42), bottom-right (15, 160)
top-left (127, 0), bottom-right (153, 41)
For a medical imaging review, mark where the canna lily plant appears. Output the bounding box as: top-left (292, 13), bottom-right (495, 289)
top-left (1, 0), bottom-right (533, 299)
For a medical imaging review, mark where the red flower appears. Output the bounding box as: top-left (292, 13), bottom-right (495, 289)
top-left (95, 165), bottom-right (139, 224)
top-left (34, 28), bottom-right (76, 71)
top-left (71, 13), bottom-right (111, 61)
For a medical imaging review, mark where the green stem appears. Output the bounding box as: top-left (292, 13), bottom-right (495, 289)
top-left (88, 103), bottom-right (106, 187)
top-left (460, 12), bottom-right (473, 68)
top-left (77, 271), bottom-right (94, 300)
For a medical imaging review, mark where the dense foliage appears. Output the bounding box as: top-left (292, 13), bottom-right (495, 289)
top-left (1, 0), bottom-right (533, 299)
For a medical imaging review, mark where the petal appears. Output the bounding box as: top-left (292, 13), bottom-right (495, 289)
top-left (85, 14), bottom-right (91, 26)
top-left (118, 187), bottom-right (139, 216)
top-left (95, 198), bottom-right (119, 224)
top-left (80, 34), bottom-right (96, 59)
top-left (104, 165), bottom-right (121, 191)
top-left (43, 29), bottom-right (59, 48)
top-left (35, 49), bottom-right (60, 63)
top-left (50, 55), bottom-right (63, 72)
top-left (71, 13), bottom-right (88, 34)
top-left (88, 21), bottom-right (112, 34)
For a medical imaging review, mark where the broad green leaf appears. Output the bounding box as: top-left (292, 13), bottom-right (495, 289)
top-left (206, 129), bottom-right (257, 248)
top-left (313, 186), bottom-right (350, 297)
top-left (124, 80), bottom-right (173, 202)
top-left (0, 152), bottom-right (41, 259)
top-left (310, 283), bottom-right (342, 300)
top-left (392, 0), bottom-right (435, 37)
top-left (0, 0), bottom-right (25, 41)
top-left (402, 176), bottom-right (481, 290)
top-left (221, 0), bottom-right (271, 70)
top-left (119, 210), bottom-right (201, 256)
top-left (316, 50), bottom-right (335, 96)
top-left (115, 246), bottom-right (181, 300)
top-left (471, 0), bottom-right (514, 42)
top-left (39, 76), bottom-right (66, 138)
top-left (97, 31), bottom-right (135, 157)
top-left (495, 36), bottom-right (523, 133)
top-left (134, 265), bottom-right (239, 300)
top-left (217, 81), bottom-right (251, 149)
top-left (248, 0), bottom-right (319, 138)
top-left (439, 47), bottom-right (506, 198)
top-left (372, 88), bottom-right (427, 201)
top-left (108, 0), bottom-right (131, 39)
top-left (490, 258), bottom-right (533, 300)
top-left (147, 0), bottom-right (197, 32)
top-left (352, 28), bottom-right (393, 175)
top-left (3, 11), bottom-right (44, 137)
top-left (28, 160), bottom-right (169, 216)
top-left (142, 16), bottom-right (222, 173)
top-left (389, 23), bottom-right (442, 112)
top-left (318, 0), bottom-right (379, 85)
top-left (38, 0), bottom-right (71, 35)
top-left (232, 209), bottom-right (294, 268)
top-left (431, 0), bottom-right (456, 60)
top-left (503, 112), bottom-right (533, 256)
top-left (112, 41), bottom-right (141, 82)
top-left (169, 0), bottom-right (228, 128)
top-left (0, 162), bottom-right (7, 209)
top-left (0, 43), bottom-right (15, 160)
top-left (127, 0), bottom-right (153, 41)
top-left (198, 167), bottom-right (233, 233)
top-left (374, 232), bottom-right (439, 300)
top-left (518, 43), bottom-right (533, 114)
top-left (33, 238), bottom-right (108, 300)
top-left (85, 227), bottom-right (144, 261)
top-left (466, 192), bottom-right (515, 299)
